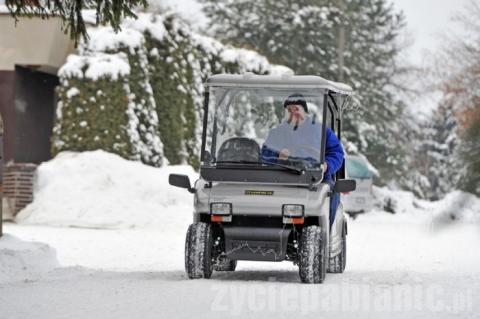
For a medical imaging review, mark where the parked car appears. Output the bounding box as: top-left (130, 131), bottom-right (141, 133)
top-left (343, 155), bottom-right (374, 218)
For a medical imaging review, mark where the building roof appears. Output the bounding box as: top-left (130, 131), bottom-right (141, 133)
top-left (205, 73), bottom-right (354, 95)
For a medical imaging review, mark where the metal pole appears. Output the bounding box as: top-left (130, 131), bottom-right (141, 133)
top-left (337, 0), bottom-right (346, 82)
top-left (0, 134), bottom-right (3, 237)
top-left (0, 180), bottom-right (2, 238)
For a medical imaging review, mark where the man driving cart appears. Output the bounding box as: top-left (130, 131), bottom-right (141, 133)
top-left (261, 93), bottom-right (345, 226)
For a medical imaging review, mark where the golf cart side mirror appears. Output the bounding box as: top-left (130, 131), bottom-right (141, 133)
top-left (333, 179), bottom-right (356, 193)
top-left (169, 174), bottom-right (196, 193)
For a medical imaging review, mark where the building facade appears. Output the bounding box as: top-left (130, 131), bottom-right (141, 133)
top-left (0, 11), bottom-right (75, 218)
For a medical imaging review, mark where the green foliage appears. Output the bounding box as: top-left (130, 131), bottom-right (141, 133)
top-left (114, 44), bottom-right (164, 166)
top-left (457, 108), bottom-right (480, 196)
top-left (6, 0), bottom-right (148, 44)
top-left (142, 17), bottom-right (198, 167)
top-left (53, 76), bottom-right (134, 158)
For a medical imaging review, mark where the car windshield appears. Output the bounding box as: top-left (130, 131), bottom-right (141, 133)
top-left (203, 87), bottom-right (326, 171)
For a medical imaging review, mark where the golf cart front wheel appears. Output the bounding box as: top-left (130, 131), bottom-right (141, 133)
top-left (299, 225), bottom-right (327, 284)
top-left (185, 222), bottom-right (213, 279)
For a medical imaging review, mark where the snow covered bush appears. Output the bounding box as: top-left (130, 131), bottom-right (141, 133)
top-left (54, 11), bottom-right (290, 168)
top-left (53, 54), bottom-right (139, 161)
top-left (53, 26), bottom-right (164, 167)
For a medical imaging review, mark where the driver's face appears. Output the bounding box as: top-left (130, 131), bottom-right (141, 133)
top-left (286, 104), bottom-right (302, 115)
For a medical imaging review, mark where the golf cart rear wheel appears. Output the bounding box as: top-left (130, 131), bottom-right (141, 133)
top-left (185, 222), bottom-right (213, 279)
top-left (299, 226), bottom-right (327, 284)
top-left (328, 230), bottom-right (346, 273)
top-left (214, 258), bottom-right (237, 271)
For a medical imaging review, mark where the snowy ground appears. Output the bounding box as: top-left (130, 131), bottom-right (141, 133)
top-left (2, 215), bottom-right (479, 319)
top-left (1, 152), bottom-right (479, 318)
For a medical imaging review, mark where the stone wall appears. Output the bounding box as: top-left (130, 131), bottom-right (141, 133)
top-left (2, 163), bottom-right (36, 219)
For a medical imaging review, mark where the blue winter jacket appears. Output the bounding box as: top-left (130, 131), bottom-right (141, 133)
top-left (261, 119), bottom-right (344, 181)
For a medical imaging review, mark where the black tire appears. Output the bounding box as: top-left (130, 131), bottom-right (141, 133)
top-left (214, 258), bottom-right (237, 271)
top-left (299, 225), bottom-right (327, 284)
top-left (328, 222), bottom-right (347, 273)
top-left (185, 222), bottom-right (213, 279)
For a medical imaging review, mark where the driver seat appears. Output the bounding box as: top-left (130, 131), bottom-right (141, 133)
top-left (217, 137), bottom-right (260, 162)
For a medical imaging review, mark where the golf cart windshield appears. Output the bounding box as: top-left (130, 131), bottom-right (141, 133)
top-left (203, 87), bottom-right (326, 172)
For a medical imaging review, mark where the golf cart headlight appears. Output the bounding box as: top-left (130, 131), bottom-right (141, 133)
top-left (282, 204), bottom-right (304, 217)
top-left (211, 202), bottom-right (232, 215)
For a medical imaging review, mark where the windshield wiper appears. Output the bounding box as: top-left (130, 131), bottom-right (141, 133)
top-left (214, 160), bottom-right (304, 175)
top-left (215, 160), bottom-right (261, 165)
top-left (261, 162), bottom-right (305, 175)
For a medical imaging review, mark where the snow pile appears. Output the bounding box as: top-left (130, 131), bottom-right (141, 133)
top-left (372, 186), bottom-right (424, 215)
top-left (17, 151), bottom-right (198, 229)
top-left (58, 53), bottom-right (130, 81)
top-left (0, 235), bottom-right (58, 284)
top-left (372, 186), bottom-right (480, 224)
top-left (430, 190), bottom-right (480, 224)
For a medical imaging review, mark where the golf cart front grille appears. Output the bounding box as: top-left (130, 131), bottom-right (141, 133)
top-left (223, 226), bottom-right (291, 261)
top-left (228, 215), bottom-right (284, 228)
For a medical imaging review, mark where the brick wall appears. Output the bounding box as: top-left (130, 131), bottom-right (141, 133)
top-left (3, 163), bottom-right (37, 217)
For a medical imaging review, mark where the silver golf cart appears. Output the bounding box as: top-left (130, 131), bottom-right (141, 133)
top-left (169, 74), bottom-right (356, 283)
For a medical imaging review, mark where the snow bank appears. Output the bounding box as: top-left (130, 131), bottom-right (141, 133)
top-left (16, 151), bottom-right (198, 229)
top-left (372, 186), bottom-right (424, 215)
top-left (372, 186), bottom-right (480, 224)
top-left (0, 234), bottom-right (58, 284)
top-left (430, 190), bottom-right (480, 224)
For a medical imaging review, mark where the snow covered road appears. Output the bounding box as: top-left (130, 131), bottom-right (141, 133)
top-left (1, 213), bottom-right (479, 319)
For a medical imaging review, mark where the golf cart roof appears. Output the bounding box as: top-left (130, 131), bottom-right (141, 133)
top-left (205, 73), bottom-right (354, 95)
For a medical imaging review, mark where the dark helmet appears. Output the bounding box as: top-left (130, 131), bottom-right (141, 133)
top-left (284, 93), bottom-right (308, 113)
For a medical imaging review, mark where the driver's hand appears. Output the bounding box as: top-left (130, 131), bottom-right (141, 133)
top-left (324, 162), bottom-right (328, 172)
top-left (279, 149), bottom-right (290, 160)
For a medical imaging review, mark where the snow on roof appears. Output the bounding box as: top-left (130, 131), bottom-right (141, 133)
top-left (206, 74), bottom-right (354, 94)
top-left (58, 53), bottom-right (130, 81)
top-left (269, 65), bottom-right (295, 76)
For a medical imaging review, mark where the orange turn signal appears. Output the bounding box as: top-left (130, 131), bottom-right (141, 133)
top-left (291, 217), bottom-right (305, 224)
top-left (211, 215), bottom-right (232, 222)
top-left (211, 215), bottom-right (223, 222)
top-left (283, 217), bottom-right (304, 224)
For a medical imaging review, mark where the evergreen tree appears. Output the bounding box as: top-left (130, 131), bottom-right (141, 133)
top-left (202, 0), bottom-right (411, 185)
top-left (433, 0), bottom-right (480, 196)
top-left (5, 0), bottom-right (147, 43)
top-left (412, 102), bottom-right (459, 200)
top-left (457, 106), bottom-right (480, 195)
